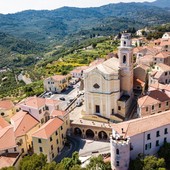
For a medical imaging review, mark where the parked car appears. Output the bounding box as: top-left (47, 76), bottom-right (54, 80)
top-left (60, 97), bottom-right (65, 101)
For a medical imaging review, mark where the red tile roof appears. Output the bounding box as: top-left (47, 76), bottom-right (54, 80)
top-left (19, 96), bottom-right (60, 109)
top-left (112, 110), bottom-right (170, 138)
top-left (32, 117), bottom-right (63, 139)
top-left (0, 126), bottom-right (16, 151)
top-left (11, 110), bottom-right (39, 137)
top-left (0, 100), bottom-right (14, 110)
top-left (0, 116), bottom-right (10, 130)
top-left (138, 90), bottom-right (170, 107)
top-left (51, 75), bottom-right (68, 81)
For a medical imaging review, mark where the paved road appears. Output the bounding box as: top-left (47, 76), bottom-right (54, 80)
top-left (54, 136), bottom-right (85, 163)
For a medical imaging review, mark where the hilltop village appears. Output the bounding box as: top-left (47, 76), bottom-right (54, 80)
top-left (1, 31), bottom-right (170, 169)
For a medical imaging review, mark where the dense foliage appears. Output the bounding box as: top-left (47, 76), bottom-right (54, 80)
top-left (158, 142), bottom-right (170, 168)
top-left (129, 154), bottom-right (166, 170)
top-left (0, 152), bottom-right (111, 170)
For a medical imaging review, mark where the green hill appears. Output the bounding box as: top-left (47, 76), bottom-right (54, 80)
top-left (0, 3), bottom-right (169, 44)
top-left (0, 32), bottom-right (45, 68)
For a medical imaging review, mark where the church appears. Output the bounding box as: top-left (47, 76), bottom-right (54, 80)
top-left (83, 33), bottom-right (134, 120)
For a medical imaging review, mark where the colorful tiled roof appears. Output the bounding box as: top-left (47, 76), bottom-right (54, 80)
top-left (11, 110), bottom-right (39, 137)
top-left (32, 117), bottom-right (63, 139)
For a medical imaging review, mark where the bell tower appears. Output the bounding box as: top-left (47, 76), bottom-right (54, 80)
top-left (118, 33), bottom-right (133, 96)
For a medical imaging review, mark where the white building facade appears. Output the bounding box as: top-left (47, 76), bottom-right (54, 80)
top-left (111, 111), bottom-right (170, 170)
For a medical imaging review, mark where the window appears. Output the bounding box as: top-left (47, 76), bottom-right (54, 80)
top-left (5, 149), bottom-right (8, 153)
top-left (116, 149), bottom-right (119, 155)
top-left (166, 102), bottom-right (169, 106)
top-left (164, 137), bottom-right (167, 143)
top-left (112, 109), bottom-right (114, 115)
top-left (147, 134), bottom-right (151, 140)
top-left (61, 126), bottom-right (63, 130)
top-left (165, 72), bottom-right (168, 76)
top-left (62, 134), bottom-right (64, 139)
top-left (124, 41), bottom-right (126, 45)
top-left (14, 147), bottom-right (17, 152)
top-left (45, 106), bottom-right (49, 110)
top-left (55, 131), bottom-right (58, 136)
top-left (1, 112), bottom-right (4, 116)
top-left (52, 153), bottom-right (54, 158)
top-left (50, 137), bottom-right (53, 142)
top-left (39, 147), bottom-right (43, 152)
top-left (116, 161), bottom-right (119, 167)
top-left (149, 143), bottom-right (152, 149)
top-left (156, 131), bottom-right (160, 137)
top-left (57, 147), bottom-right (60, 153)
top-left (145, 143), bottom-right (152, 150)
top-left (146, 107), bottom-right (148, 112)
top-left (93, 83), bottom-right (100, 89)
top-left (39, 109), bottom-right (42, 114)
top-left (56, 139), bottom-right (59, 144)
top-left (38, 139), bottom-right (42, 143)
top-left (118, 106), bottom-right (121, 111)
top-left (159, 103), bottom-right (161, 108)
top-left (123, 55), bottom-right (126, 64)
top-left (164, 128), bottom-right (168, 134)
top-left (152, 105), bottom-right (154, 110)
top-left (51, 145), bottom-right (53, 151)
top-left (156, 140), bottom-right (159, 146)
top-left (96, 105), bottom-right (100, 113)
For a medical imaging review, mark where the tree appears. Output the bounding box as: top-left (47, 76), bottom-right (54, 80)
top-left (86, 155), bottom-right (111, 170)
top-left (158, 142), bottom-right (170, 167)
top-left (60, 152), bottom-right (81, 170)
top-left (19, 153), bottom-right (47, 170)
top-left (42, 162), bottom-right (57, 170)
top-left (129, 155), bottom-right (166, 170)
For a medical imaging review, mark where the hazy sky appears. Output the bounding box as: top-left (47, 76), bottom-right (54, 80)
top-left (0, 0), bottom-right (155, 14)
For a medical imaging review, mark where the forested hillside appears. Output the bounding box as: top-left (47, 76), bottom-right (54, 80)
top-left (0, 3), bottom-right (169, 44)
top-left (0, 32), bottom-right (45, 68)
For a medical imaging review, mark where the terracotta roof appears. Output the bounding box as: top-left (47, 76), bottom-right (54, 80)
top-left (19, 96), bottom-right (60, 109)
top-left (160, 39), bottom-right (170, 46)
top-left (0, 154), bottom-right (19, 169)
top-left (51, 110), bottom-right (67, 117)
top-left (0, 126), bottom-right (16, 151)
top-left (0, 116), bottom-right (10, 130)
top-left (112, 110), bottom-right (170, 138)
top-left (89, 58), bottom-right (105, 67)
top-left (85, 57), bottom-right (119, 75)
top-left (138, 90), bottom-right (170, 107)
top-left (71, 66), bottom-right (89, 74)
top-left (0, 100), bottom-right (14, 110)
top-left (135, 64), bottom-right (150, 71)
top-left (155, 52), bottom-right (170, 59)
top-left (149, 83), bottom-right (170, 92)
top-left (153, 71), bottom-right (162, 79)
top-left (11, 110), bottom-right (39, 137)
top-left (32, 117), bottom-right (63, 139)
top-left (51, 75), bottom-right (68, 81)
top-left (157, 63), bottom-right (170, 72)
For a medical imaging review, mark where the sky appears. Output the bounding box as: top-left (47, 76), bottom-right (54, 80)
top-left (0, 0), bottom-right (155, 14)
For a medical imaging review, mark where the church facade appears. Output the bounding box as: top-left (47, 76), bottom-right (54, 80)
top-left (84, 33), bottom-right (134, 120)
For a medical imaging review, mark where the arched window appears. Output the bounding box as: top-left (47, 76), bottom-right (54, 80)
top-left (123, 55), bottom-right (126, 64)
top-left (124, 41), bottom-right (126, 45)
top-left (116, 149), bottom-right (119, 155)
